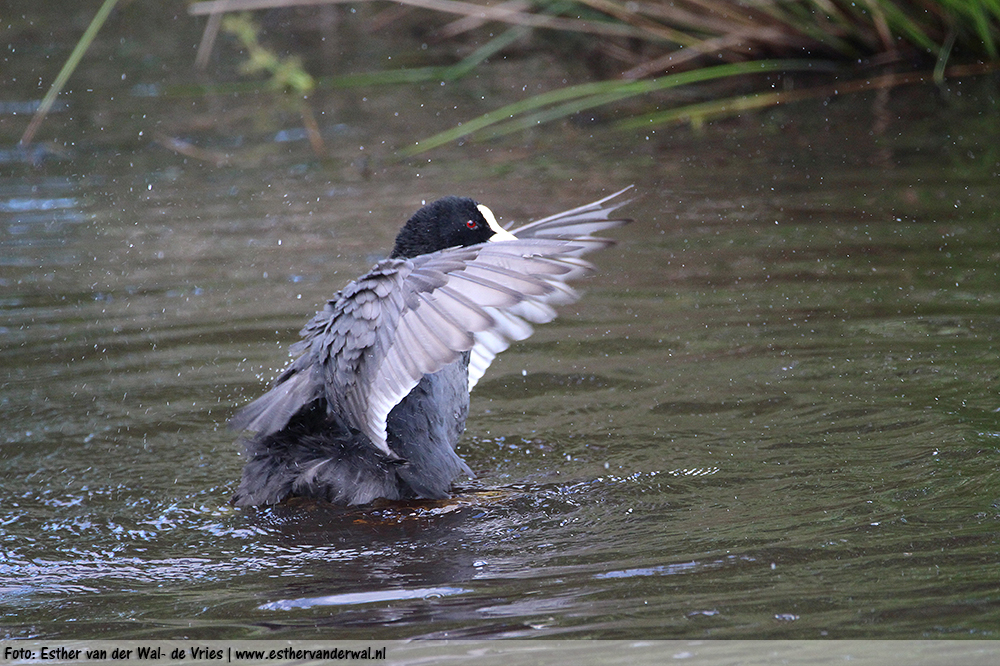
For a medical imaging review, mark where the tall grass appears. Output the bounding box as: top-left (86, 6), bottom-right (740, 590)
top-left (185, 0), bottom-right (1000, 154)
top-left (21, 0), bottom-right (1000, 151)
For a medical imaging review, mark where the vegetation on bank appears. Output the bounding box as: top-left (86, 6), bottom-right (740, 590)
top-left (18, 0), bottom-right (1000, 153)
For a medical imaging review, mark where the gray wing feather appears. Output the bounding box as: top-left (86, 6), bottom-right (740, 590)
top-left (228, 367), bottom-right (321, 434)
top-left (232, 188), bottom-right (633, 458)
top-left (360, 242), bottom-right (579, 454)
top-left (467, 186), bottom-right (634, 389)
top-left (508, 185), bottom-right (634, 239)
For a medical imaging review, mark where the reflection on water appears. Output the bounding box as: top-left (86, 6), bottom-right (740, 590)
top-left (261, 587), bottom-right (471, 611)
top-left (2, 73), bottom-right (1000, 640)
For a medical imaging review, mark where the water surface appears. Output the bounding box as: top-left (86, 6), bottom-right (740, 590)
top-left (2, 52), bottom-right (999, 639)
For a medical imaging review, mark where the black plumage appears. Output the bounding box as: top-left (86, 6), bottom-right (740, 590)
top-left (231, 187), bottom-right (632, 507)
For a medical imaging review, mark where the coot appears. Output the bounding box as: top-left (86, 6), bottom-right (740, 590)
top-left (231, 187), bottom-right (632, 506)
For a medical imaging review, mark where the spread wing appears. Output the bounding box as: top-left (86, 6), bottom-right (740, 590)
top-left (507, 185), bottom-right (634, 240)
top-left (231, 187), bottom-right (633, 458)
top-left (468, 185), bottom-right (634, 390)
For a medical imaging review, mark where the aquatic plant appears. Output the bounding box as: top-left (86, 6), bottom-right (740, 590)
top-left (18, 0), bottom-right (1000, 151)
top-left (18, 0), bottom-right (120, 146)
top-left (184, 0), bottom-right (1000, 153)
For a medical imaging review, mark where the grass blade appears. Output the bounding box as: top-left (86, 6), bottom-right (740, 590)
top-left (402, 59), bottom-right (828, 154)
top-left (20, 0), bottom-right (121, 146)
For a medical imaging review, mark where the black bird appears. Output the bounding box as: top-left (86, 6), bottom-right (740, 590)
top-left (231, 187), bottom-right (632, 507)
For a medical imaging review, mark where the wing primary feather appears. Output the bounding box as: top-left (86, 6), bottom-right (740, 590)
top-left (509, 186), bottom-right (633, 239)
top-left (446, 270), bottom-right (528, 307)
top-left (456, 263), bottom-right (554, 297)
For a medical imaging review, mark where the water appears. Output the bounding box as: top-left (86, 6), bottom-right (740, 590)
top-left (2, 19), bottom-right (1000, 638)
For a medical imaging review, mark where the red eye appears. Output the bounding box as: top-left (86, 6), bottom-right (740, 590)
top-left (466, 219), bottom-right (478, 229)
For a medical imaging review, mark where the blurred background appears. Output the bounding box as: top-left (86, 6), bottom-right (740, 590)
top-left (2, 0), bottom-right (999, 641)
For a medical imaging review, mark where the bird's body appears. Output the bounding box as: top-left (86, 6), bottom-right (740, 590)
top-left (231, 188), bottom-right (632, 507)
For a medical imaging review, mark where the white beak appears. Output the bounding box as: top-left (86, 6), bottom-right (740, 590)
top-left (478, 204), bottom-right (518, 242)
